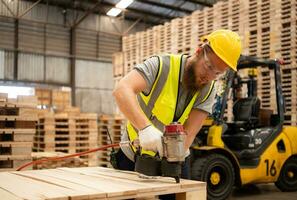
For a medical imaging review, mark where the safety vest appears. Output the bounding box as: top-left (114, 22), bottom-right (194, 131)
top-left (127, 54), bottom-right (215, 156)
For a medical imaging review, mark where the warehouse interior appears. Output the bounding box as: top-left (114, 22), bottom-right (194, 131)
top-left (0, 0), bottom-right (297, 199)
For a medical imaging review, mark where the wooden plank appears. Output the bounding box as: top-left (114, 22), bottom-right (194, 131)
top-left (11, 170), bottom-right (105, 199)
top-left (0, 172), bottom-right (73, 200)
top-left (60, 167), bottom-right (202, 197)
top-left (0, 167), bottom-right (206, 200)
top-left (0, 188), bottom-right (23, 200)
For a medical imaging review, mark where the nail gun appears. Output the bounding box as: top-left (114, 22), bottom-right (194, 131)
top-left (134, 122), bottom-right (187, 183)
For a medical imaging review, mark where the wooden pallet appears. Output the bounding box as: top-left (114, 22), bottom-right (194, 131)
top-left (0, 156), bottom-right (32, 172)
top-left (34, 111), bottom-right (99, 167)
top-left (32, 152), bottom-right (87, 170)
top-left (0, 95), bottom-right (37, 171)
top-left (0, 167), bottom-right (206, 200)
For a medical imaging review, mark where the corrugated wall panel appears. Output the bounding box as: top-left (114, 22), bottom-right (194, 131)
top-left (46, 5), bottom-right (64, 25)
top-left (98, 32), bottom-right (121, 61)
top-left (76, 29), bottom-right (97, 59)
top-left (75, 89), bottom-right (114, 114)
top-left (20, 2), bottom-right (64, 25)
top-left (75, 59), bottom-right (114, 114)
top-left (4, 50), bottom-right (14, 79)
top-left (45, 56), bottom-right (70, 84)
top-left (77, 13), bottom-right (98, 30)
top-left (75, 59), bottom-right (113, 89)
top-left (46, 24), bottom-right (70, 56)
top-left (0, 50), bottom-right (4, 79)
top-left (75, 29), bottom-right (121, 61)
top-left (0, 0), bottom-right (64, 24)
top-left (18, 53), bottom-right (44, 81)
top-left (0, 50), bottom-right (15, 80)
top-left (19, 20), bottom-right (45, 52)
top-left (0, 16), bottom-right (14, 49)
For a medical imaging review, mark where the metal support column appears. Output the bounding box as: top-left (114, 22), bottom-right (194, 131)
top-left (70, 27), bottom-right (76, 106)
top-left (13, 19), bottom-right (19, 80)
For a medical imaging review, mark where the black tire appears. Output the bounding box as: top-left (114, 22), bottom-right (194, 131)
top-left (191, 153), bottom-right (235, 200)
top-left (275, 156), bottom-right (297, 192)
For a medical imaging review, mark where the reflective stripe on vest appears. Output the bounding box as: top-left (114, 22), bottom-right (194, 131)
top-left (126, 54), bottom-right (215, 156)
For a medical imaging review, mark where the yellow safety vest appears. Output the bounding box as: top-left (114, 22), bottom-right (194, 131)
top-left (127, 54), bottom-right (215, 156)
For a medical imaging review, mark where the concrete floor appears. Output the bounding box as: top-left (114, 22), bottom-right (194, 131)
top-left (229, 184), bottom-right (297, 200)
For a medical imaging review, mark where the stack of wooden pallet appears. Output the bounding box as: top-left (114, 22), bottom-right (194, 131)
top-left (0, 94), bottom-right (38, 171)
top-left (33, 110), bottom-right (98, 167)
top-left (278, 0), bottom-right (297, 125)
top-left (98, 115), bottom-right (125, 167)
top-left (113, 0), bottom-right (297, 125)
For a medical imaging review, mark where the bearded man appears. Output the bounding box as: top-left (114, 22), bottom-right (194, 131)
top-left (113, 29), bottom-right (242, 181)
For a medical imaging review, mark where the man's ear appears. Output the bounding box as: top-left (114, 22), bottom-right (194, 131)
top-left (195, 47), bottom-right (203, 56)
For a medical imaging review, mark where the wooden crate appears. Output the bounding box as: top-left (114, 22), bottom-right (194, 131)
top-left (35, 88), bottom-right (51, 108)
top-left (0, 167), bottom-right (206, 200)
top-left (52, 90), bottom-right (71, 110)
top-left (35, 88), bottom-right (71, 110)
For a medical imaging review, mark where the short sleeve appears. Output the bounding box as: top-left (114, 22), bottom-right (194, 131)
top-left (133, 56), bottom-right (160, 95)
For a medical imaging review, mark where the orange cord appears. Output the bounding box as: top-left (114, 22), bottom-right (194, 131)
top-left (16, 143), bottom-right (120, 171)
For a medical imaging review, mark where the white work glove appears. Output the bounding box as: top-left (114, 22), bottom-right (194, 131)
top-left (184, 148), bottom-right (190, 158)
top-left (138, 125), bottom-right (163, 157)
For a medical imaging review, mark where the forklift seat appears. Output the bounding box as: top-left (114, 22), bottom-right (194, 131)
top-left (232, 97), bottom-right (261, 130)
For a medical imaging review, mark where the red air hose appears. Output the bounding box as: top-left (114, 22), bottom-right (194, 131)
top-left (16, 143), bottom-right (120, 171)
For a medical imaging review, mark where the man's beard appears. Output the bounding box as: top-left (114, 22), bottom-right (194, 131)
top-left (183, 60), bottom-right (206, 91)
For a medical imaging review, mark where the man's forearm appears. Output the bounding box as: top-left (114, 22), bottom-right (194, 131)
top-left (183, 109), bottom-right (208, 150)
top-left (184, 123), bottom-right (203, 149)
top-left (113, 84), bottom-right (150, 131)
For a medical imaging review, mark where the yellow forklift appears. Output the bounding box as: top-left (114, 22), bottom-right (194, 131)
top-left (190, 55), bottom-right (297, 200)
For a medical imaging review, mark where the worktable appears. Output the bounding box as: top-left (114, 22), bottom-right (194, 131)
top-left (0, 167), bottom-right (206, 200)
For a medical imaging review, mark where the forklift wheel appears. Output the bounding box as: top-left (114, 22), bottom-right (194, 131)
top-left (191, 153), bottom-right (235, 200)
top-left (275, 156), bottom-right (297, 192)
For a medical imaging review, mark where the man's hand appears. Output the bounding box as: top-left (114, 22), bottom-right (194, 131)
top-left (138, 125), bottom-right (163, 156)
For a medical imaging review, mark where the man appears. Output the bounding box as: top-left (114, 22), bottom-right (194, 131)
top-left (113, 29), bottom-right (241, 178)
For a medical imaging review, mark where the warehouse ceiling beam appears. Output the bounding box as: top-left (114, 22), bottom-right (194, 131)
top-left (136, 0), bottom-right (192, 14)
top-left (0, 0), bottom-right (16, 17)
top-left (18, 0), bottom-right (42, 18)
top-left (72, 0), bottom-right (102, 28)
top-left (185, 0), bottom-right (213, 7)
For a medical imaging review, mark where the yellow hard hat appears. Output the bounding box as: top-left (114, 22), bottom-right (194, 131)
top-left (201, 29), bottom-right (242, 71)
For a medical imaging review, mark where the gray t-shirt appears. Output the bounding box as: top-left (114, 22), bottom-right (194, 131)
top-left (120, 55), bottom-right (217, 161)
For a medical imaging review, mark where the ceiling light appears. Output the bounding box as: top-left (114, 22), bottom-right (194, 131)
top-left (106, 8), bottom-right (122, 17)
top-left (116, 0), bottom-right (134, 9)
